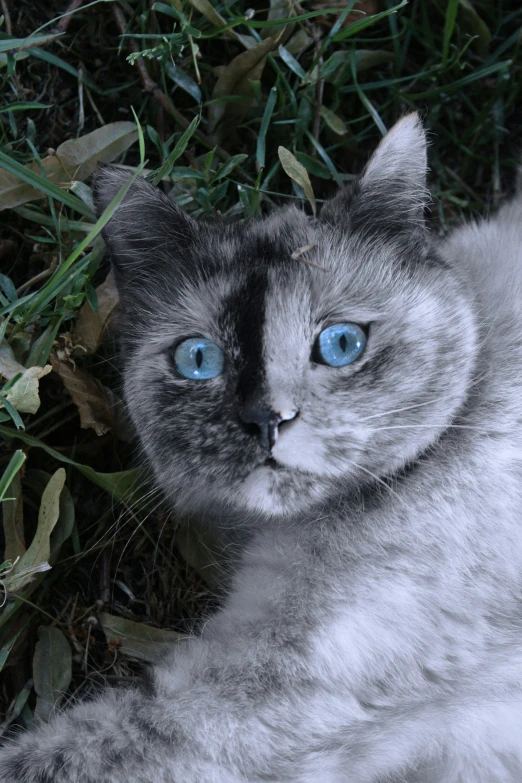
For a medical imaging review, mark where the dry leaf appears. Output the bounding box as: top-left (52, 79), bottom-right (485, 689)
top-left (0, 341), bottom-right (24, 380)
top-left (314, 0), bottom-right (378, 29)
top-left (98, 613), bottom-right (183, 663)
top-left (187, 0), bottom-right (256, 48)
top-left (208, 31), bottom-right (286, 134)
top-left (261, 0), bottom-right (296, 42)
top-left (320, 106), bottom-right (348, 135)
top-left (278, 146), bottom-right (316, 215)
top-left (51, 358), bottom-right (114, 436)
top-left (4, 365), bottom-right (52, 414)
top-left (75, 269), bottom-right (120, 354)
top-left (0, 122), bottom-right (138, 211)
top-left (7, 468), bottom-right (65, 593)
top-left (33, 626), bottom-right (72, 722)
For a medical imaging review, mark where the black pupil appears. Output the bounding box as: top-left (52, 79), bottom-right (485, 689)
top-left (339, 333), bottom-right (347, 353)
top-left (196, 348), bottom-right (203, 368)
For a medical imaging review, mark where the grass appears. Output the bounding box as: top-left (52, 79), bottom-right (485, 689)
top-left (0, 0), bottom-right (521, 730)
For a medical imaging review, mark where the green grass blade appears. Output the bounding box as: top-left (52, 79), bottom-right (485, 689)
top-left (0, 152), bottom-right (92, 217)
top-left (0, 103), bottom-right (52, 114)
top-left (256, 86), bottom-right (278, 170)
top-left (25, 163), bottom-right (146, 318)
top-left (442, 0), bottom-right (460, 66)
top-left (332, 0), bottom-right (408, 41)
top-left (0, 450), bottom-right (26, 501)
top-left (349, 49), bottom-right (387, 136)
top-left (152, 116), bottom-right (199, 186)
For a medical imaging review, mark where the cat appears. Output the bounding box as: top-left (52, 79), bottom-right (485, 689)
top-left (1, 113), bottom-right (522, 783)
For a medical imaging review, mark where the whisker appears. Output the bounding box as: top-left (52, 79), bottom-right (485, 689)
top-left (371, 424), bottom-right (502, 434)
top-left (350, 461), bottom-right (408, 508)
top-left (359, 396), bottom-right (458, 422)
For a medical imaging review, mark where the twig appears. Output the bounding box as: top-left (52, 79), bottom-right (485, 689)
top-left (16, 260), bottom-right (57, 295)
top-left (56, 0), bottom-right (85, 33)
top-left (77, 65), bottom-right (85, 135)
top-left (85, 85), bottom-right (105, 126)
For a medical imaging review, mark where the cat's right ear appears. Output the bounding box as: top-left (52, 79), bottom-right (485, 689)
top-left (320, 113), bottom-right (429, 243)
top-left (90, 165), bottom-right (199, 287)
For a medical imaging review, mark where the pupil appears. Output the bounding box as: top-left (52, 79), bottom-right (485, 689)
top-left (339, 334), bottom-right (347, 352)
top-left (196, 348), bottom-right (203, 368)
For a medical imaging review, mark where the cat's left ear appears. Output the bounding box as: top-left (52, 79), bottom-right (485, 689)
top-left (91, 165), bottom-right (199, 289)
top-left (321, 113), bottom-right (429, 237)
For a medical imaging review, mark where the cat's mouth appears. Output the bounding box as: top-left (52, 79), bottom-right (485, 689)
top-left (263, 457), bottom-right (282, 470)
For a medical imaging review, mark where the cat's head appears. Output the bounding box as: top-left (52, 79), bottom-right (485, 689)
top-left (92, 114), bottom-right (478, 521)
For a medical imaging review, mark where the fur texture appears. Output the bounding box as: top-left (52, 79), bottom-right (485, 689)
top-left (1, 114), bottom-right (522, 782)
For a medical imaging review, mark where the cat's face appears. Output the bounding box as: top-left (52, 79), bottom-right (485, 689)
top-left (93, 115), bottom-right (478, 520)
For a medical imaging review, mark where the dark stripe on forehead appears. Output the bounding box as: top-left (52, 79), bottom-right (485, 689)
top-left (230, 268), bottom-right (268, 402)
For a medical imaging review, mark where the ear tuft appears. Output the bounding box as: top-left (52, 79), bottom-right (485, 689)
top-left (361, 113), bottom-right (428, 193)
top-left (91, 164), bottom-right (135, 217)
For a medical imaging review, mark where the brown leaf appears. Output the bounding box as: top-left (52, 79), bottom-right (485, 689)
top-left (75, 269), bottom-right (120, 354)
top-left (208, 30), bottom-right (286, 134)
top-left (51, 359), bottom-right (114, 436)
top-left (313, 0), bottom-right (378, 29)
top-left (0, 122), bottom-right (138, 211)
top-left (187, 0), bottom-right (256, 48)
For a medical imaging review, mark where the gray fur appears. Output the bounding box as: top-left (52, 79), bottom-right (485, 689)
top-left (1, 114), bottom-right (522, 782)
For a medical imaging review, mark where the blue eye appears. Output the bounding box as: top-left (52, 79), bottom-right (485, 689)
top-left (174, 337), bottom-right (225, 380)
top-left (316, 323), bottom-right (367, 367)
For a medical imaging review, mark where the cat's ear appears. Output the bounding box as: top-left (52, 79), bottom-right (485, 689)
top-left (321, 113), bottom-right (429, 238)
top-left (91, 165), bottom-right (199, 286)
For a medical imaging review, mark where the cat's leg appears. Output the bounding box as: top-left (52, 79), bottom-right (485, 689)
top-left (3, 642), bottom-right (521, 783)
top-left (0, 665), bottom-right (258, 783)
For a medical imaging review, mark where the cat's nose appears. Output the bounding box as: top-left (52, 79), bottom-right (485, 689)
top-left (239, 404), bottom-right (298, 451)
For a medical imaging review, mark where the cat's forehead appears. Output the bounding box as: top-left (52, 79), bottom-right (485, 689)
top-left (221, 204), bottom-right (315, 266)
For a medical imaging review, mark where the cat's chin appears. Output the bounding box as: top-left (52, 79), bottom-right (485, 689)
top-left (236, 462), bottom-right (326, 517)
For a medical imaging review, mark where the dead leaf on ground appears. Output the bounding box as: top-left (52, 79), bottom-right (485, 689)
top-left (33, 626), bottom-right (72, 722)
top-left (187, 0), bottom-right (256, 49)
top-left (320, 106), bottom-right (349, 135)
top-left (261, 0), bottom-right (296, 43)
top-left (208, 30), bottom-right (287, 134)
top-left (51, 358), bottom-right (114, 436)
top-left (0, 341), bottom-right (24, 380)
top-left (75, 269), bottom-right (120, 354)
top-left (314, 0), bottom-right (378, 29)
top-left (6, 468), bottom-right (65, 593)
top-left (0, 122), bottom-right (138, 211)
top-left (278, 146), bottom-right (317, 215)
top-left (99, 613), bottom-right (183, 663)
top-left (3, 365), bottom-right (52, 414)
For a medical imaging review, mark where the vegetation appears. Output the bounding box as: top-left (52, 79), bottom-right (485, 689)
top-left (0, 0), bottom-right (521, 730)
